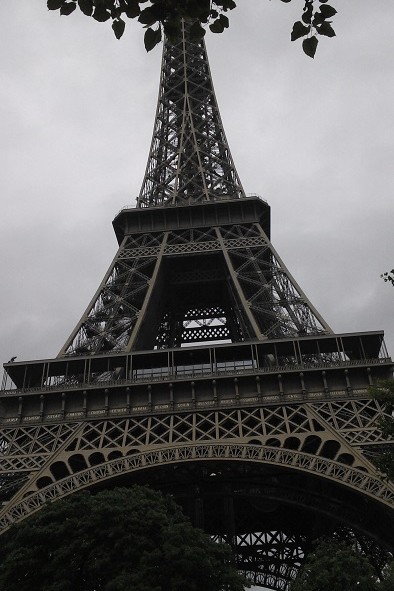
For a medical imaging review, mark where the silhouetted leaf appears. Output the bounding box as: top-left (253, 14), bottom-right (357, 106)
top-left (302, 12), bottom-right (312, 25)
top-left (60, 2), bottom-right (77, 15)
top-left (47, 0), bottom-right (64, 9)
top-left (291, 21), bottom-right (310, 41)
top-left (124, 0), bottom-right (140, 18)
top-left (221, 0), bottom-right (236, 10)
top-left (45, 0), bottom-right (337, 58)
top-left (78, 0), bottom-right (93, 16)
top-left (144, 26), bottom-right (161, 51)
top-left (209, 18), bottom-right (225, 34)
top-left (163, 18), bottom-right (181, 39)
top-left (219, 14), bottom-right (229, 29)
top-left (112, 18), bottom-right (126, 39)
top-left (302, 35), bottom-right (318, 58)
top-left (318, 21), bottom-right (336, 37)
top-left (189, 21), bottom-right (206, 41)
top-left (93, 6), bottom-right (111, 21)
top-left (138, 7), bottom-right (156, 25)
top-left (186, 0), bottom-right (208, 19)
top-left (320, 4), bottom-right (337, 18)
top-left (312, 12), bottom-right (325, 26)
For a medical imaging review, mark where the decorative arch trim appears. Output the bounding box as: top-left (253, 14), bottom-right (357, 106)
top-left (1, 443), bottom-right (393, 532)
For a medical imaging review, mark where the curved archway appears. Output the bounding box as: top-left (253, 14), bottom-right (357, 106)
top-left (1, 443), bottom-right (393, 534)
top-left (1, 442), bottom-right (393, 591)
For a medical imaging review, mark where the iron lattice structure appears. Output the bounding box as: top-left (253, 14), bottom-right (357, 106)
top-left (1, 22), bottom-right (393, 590)
top-left (137, 22), bottom-right (244, 207)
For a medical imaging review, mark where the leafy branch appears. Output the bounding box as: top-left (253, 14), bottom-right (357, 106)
top-left (381, 269), bottom-right (394, 287)
top-left (290, 0), bottom-right (337, 58)
top-left (47, 0), bottom-right (337, 55)
top-left (369, 379), bottom-right (394, 482)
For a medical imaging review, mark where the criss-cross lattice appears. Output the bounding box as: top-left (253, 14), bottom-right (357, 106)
top-left (137, 21), bottom-right (245, 207)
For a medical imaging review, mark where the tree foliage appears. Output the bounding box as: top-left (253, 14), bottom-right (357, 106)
top-left (0, 486), bottom-right (247, 591)
top-left (369, 378), bottom-right (394, 481)
top-left (381, 269), bottom-right (394, 287)
top-left (290, 538), bottom-right (392, 591)
top-left (46, 0), bottom-right (337, 57)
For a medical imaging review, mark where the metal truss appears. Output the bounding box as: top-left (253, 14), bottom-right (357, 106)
top-left (137, 21), bottom-right (245, 207)
top-left (1, 397), bottom-right (390, 462)
top-left (56, 26), bottom-right (332, 354)
top-left (59, 221), bottom-right (331, 355)
top-left (58, 234), bottom-right (161, 356)
top-left (1, 396), bottom-right (393, 519)
top-left (219, 530), bottom-right (305, 590)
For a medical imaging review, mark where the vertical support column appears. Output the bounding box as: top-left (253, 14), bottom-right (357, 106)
top-left (125, 232), bottom-right (169, 352)
top-left (215, 228), bottom-right (264, 341)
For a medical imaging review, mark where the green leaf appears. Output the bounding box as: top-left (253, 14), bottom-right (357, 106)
top-left (302, 35), bottom-right (318, 58)
top-left (291, 21), bottom-right (310, 42)
top-left (112, 18), bottom-right (126, 39)
top-left (144, 26), bottom-right (161, 52)
top-left (317, 21), bottom-right (336, 37)
top-left (320, 4), bottom-right (337, 18)
top-left (47, 0), bottom-right (64, 9)
top-left (92, 6), bottom-right (111, 21)
top-left (78, 0), bottom-right (93, 16)
top-left (60, 1), bottom-right (77, 15)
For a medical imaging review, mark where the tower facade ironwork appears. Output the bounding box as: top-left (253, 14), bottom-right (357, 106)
top-left (1, 21), bottom-right (393, 590)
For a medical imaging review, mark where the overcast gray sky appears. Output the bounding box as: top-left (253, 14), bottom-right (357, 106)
top-left (1, 1), bottom-right (393, 373)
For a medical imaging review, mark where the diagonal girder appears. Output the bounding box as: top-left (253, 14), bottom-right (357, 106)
top-left (138, 21), bottom-right (245, 207)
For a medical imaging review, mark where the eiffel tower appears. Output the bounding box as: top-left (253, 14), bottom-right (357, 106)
top-left (1, 21), bottom-right (393, 590)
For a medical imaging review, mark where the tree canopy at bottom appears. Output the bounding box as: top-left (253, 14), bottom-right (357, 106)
top-left (0, 485), bottom-right (247, 591)
top-left (290, 538), bottom-right (393, 591)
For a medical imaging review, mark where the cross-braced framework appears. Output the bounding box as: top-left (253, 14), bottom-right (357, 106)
top-left (1, 19), bottom-right (393, 591)
top-left (58, 213), bottom-right (332, 355)
top-left (55, 23), bottom-right (332, 356)
top-left (138, 20), bottom-right (244, 207)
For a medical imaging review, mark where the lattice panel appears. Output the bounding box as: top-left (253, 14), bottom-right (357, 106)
top-left (2, 399), bottom-right (391, 480)
top-left (221, 224), bottom-right (330, 338)
top-left (0, 424), bottom-right (80, 473)
top-left (0, 424), bottom-right (78, 458)
top-left (20, 404), bottom-right (369, 466)
top-left (166, 227), bottom-right (219, 245)
top-left (220, 223), bottom-right (263, 240)
top-left (212, 531), bottom-right (305, 591)
top-left (312, 399), bottom-right (392, 445)
top-left (59, 232), bottom-right (163, 356)
top-left (137, 21), bottom-right (245, 207)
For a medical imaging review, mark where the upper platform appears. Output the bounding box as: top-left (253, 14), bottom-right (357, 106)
top-left (113, 196), bottom-right (271, 244)
top-left (2, 330), bottom-right (391, 393)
